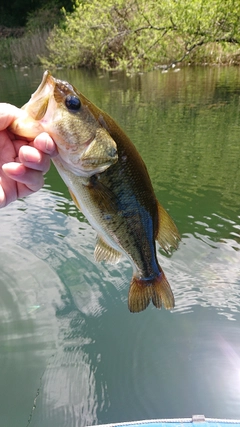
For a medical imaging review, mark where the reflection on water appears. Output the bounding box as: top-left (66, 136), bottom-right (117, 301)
top-left (0, 66), bottom-right (240, 426)
top-left (0, 238), bottom-right (63, 426)
top-left (173, 234), bottom-right (240, 319)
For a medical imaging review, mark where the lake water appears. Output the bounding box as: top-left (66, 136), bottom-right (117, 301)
top-left (0, 65), bottom-right (240, 427)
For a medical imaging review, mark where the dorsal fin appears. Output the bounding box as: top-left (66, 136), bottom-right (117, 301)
top-left (94, 236), bottom-right (122, 264)
top-left (156, 201), bottom-right (180, 253)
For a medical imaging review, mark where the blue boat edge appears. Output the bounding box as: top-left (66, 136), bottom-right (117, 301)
top-left (88, 415), bottom-right (240, 427)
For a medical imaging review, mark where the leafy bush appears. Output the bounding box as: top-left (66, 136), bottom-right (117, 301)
top-left (26, 6), bottom-right (63, 32)
top-left (24, 0), bottom-right (240, 71)
top-left (44, 0), bottom-right (240, 71)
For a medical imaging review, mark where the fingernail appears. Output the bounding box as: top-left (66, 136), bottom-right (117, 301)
top-left (45, 134), bottom-right (53, 152)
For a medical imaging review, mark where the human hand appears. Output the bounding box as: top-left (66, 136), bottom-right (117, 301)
top-left (0, 103), bottom-right (57, 208)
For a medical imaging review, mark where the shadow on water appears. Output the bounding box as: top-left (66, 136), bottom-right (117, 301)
top-left (0, 66), bottom-right (240, 426)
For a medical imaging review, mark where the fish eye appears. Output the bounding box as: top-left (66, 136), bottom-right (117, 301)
top-left (65, 95), bottom-right (81, 111)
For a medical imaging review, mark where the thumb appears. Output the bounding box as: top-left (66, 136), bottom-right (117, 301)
top-left (0, 103), bottom-right (23, 131)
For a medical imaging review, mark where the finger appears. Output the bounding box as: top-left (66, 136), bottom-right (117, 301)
top-left (2, 162), bottom-right (44, 192)
top-left (0, 185), bottom-right (7, 208)
top-left (15, 182), bottom-right (37, 199)
top-left (33, 132), bottom-right (58, 157)
top-left (18, 145), bottom-right (51, 174)
top-left (0, 182), bottom-right (33, 208)
top-left (0, 104), bottom-right (24, 131)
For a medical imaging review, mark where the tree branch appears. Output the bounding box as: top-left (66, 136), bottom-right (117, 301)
top-left (165, 35), bottom-right (240, 69)
top-left (133, 24), bottom-right (175, 34)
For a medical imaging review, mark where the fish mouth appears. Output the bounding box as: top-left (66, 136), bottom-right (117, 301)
top-left (33, 70), bottom-right (53, 96)
top-left (22, 70), bottom-right (54, 120)
top-left (23, 70), bottom-right (76, 120)
top-left (9, 71), bottom-right (55, 138)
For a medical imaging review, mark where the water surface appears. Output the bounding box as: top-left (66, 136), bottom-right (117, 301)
top-left (0, 65), bottom-right (240, 426)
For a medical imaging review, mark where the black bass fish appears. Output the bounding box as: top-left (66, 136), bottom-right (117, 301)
top-left (11, 71), bottom-right (180, 313)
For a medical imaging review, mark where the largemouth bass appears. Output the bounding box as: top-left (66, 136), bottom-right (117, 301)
top-left (11, 71), bottom-right (180, 313)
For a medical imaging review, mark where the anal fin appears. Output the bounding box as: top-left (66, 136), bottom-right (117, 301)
top-left (156, 201), bottom-right (180, 253)
top-left (94, 236), bottom-right (122, 264)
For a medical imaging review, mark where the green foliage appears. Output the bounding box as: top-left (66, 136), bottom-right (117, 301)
top-left (26, 6), bottom-right (64, 32)
top-left (43, 0), bottom-right (240, 71)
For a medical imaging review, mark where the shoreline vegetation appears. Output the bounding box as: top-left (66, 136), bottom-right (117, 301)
top-left (1, 0), bottom-right (240, 73)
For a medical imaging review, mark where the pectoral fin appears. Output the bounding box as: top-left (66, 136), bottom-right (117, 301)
top-left (156, 201), bottom-right (180, 253)
top-left (68, 188), bottom-right (81, 211)
top-left (88, 177), bottom-right (117, 213)
top-left (94, 236), bottom-right (122, 264)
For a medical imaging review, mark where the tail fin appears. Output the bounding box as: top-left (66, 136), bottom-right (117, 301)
top-left (128, 272), bottom-right (175, 313)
